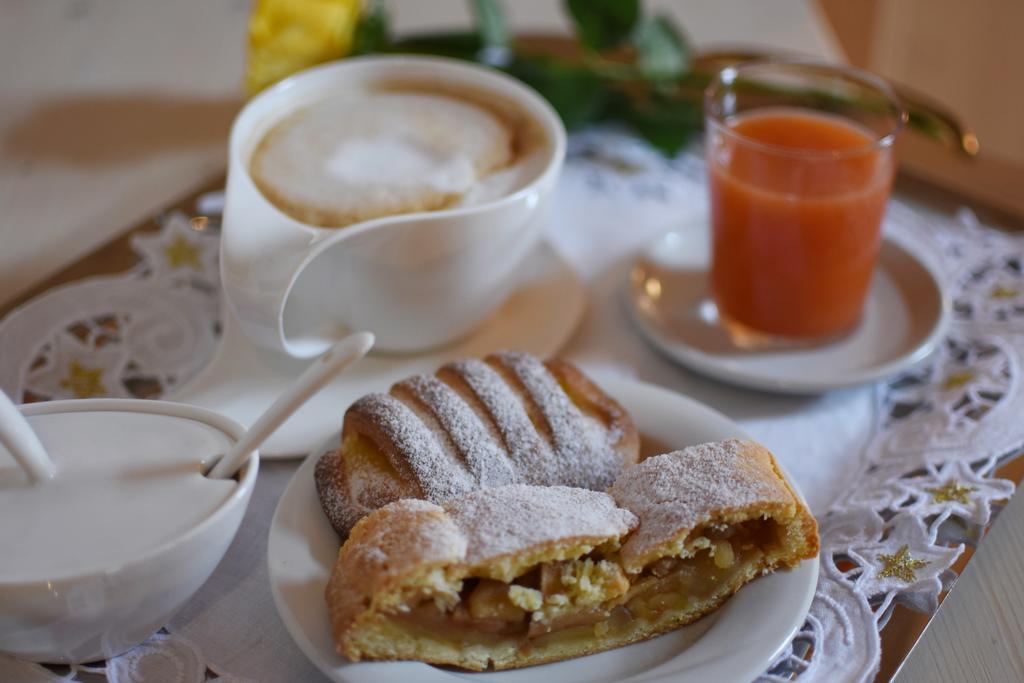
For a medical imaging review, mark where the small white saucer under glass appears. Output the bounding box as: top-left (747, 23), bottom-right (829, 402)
top-left (626, 223), bottom-right (950, 394)
top-left (266, 375), bottom-right (819, 683)
top-left (170, 239), bottom-right (584, 458)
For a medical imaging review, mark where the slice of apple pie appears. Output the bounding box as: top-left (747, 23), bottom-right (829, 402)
top-left (326, 485), bottom-right (639, 671)
top-left (325, 440), bottom-right (818, 671)
top-left (607, 439), bottom-right (819, 638)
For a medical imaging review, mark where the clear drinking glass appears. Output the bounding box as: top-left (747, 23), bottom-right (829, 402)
top-left (705, 60), bottom-right (906, 346)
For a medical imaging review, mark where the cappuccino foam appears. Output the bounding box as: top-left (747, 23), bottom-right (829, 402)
top-left (250, 92), bottom-right (515, 227)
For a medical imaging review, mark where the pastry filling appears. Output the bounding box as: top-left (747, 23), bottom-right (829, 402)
top-left (386, 518), bottom-right (784, 648)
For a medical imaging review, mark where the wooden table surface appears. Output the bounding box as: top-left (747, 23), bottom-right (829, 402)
top-left (3, 2), bottom-right (1022, 682)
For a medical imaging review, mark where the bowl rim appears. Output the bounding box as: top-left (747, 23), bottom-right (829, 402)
top-left (0, 398), bottom-right (259, 585)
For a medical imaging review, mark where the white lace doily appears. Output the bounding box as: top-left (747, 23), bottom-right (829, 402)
top-left (2, 131), bottom-right (1022, 683)
top-left (0, 212), bottom-right (221, 403)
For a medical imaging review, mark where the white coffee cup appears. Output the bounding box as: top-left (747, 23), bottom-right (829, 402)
top-left (220, 56), bottom-right (567, 357)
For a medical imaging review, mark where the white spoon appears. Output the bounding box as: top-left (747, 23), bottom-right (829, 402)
top-left (205, 331), bottom-right (374, 479)
top-left (0, 390), bottom-right (57, 484)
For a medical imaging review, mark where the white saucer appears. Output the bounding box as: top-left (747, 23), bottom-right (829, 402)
top-left (267, 375), bottom-right (819, 683)
top-left (627, 226), bottom-right (950, 394)
top-left (170, 240), bottom-right (585, 458)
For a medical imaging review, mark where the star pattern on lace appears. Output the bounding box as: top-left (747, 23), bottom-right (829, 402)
top-left (849, 513), bottom-right (962, 605)
top-left (877, 545), bottom-right (928, 583)
top-left (132, 212), bottom-right (218, 283)
top-left (940, 370), bottom-right (973, 391)
top-left (58, 360), bottom-right (107, 398)
top-left (163, 235), bottom-right (202, 269)
top-left (925, 480), bottom-right (976, 504)
top-left (873, 335), bottom-right (1014, 461)
top-left (990, 284), bottom-right (1019, 300)
top-left (25, 330), bottom-right (129, 401)
top-left (898, 460), bottom-right (1015, 527)
top-left (947, 212), bottom-right (1024, 325)
top-left (937, 339), bottom-right (1007, 426)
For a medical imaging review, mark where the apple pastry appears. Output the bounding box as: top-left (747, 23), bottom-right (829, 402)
top-left (324, 440), bottom-right (818, 671)
top-left (326, 485), bottom-right (639, 670)
top-left (315, 351), bottom-right (640, 537)
top-left (607, 439), bottom-right (819, 637)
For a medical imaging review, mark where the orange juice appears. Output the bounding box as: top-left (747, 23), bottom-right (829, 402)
top-left (708, 107), bottom-right (896, 340)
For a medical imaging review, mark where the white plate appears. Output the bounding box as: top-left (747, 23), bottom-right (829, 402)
top-left (627, 226), bottom-right (950, 394)
top-left (170, 240), bottom-right (584, 458)
top-left (267, 375), bottom-right (820, 683)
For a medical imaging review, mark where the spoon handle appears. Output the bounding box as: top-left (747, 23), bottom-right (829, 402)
top-left (0, 391), bottom-right (57, 484)
top-left (205, 331), bottom-right (375, 479)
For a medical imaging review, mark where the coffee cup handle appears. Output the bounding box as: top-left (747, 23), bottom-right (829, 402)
top-left (219, 162), bottom-right (350, 358)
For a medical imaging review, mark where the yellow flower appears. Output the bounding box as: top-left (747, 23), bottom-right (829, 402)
top-left (246, 0), bottom-right (362, 96)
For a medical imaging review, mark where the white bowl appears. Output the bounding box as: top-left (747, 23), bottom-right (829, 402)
top-left (0, 399), bottom-right (259, 663)
top-left (221, 55), bottom-right (568, 357)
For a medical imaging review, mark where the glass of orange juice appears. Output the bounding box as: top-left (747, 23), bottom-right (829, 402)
top-left (705, 60), bottom-right (906, 346)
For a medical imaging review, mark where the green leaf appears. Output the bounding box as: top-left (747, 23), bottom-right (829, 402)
top-left (389, 32), bottom-right (483, 61)
top-left (908, 109), bottom-right (946, 142)
top-left (505, 56), bottom-right (609, 130)
top-left (470, 0), bottom-right (508, 50)
top-left (352, 2), bottom-right (391, 55)
top-left (619, 94), bottom-right (700, 155)
top-left (565, 0), bottom-right (640, 51)
top-left (632, 15), bottom-right (689, 81)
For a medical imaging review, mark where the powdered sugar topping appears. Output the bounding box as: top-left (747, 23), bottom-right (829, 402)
top-left (341, 498), bottom-right (468, 584)
top-left (400, 374), bottom-right (517, 488)
top-left (610, 439), bottom-right (795, 566)
top-left (444, 358), bottom-right (561, 484)
top-left (348, 393), bottom-right (477, 504)
top-left (319, 352), bottom-right (633, 537)
top-left (445, 485), bottom-right (638, 567)
top-left (495, 351), bottom-right (621, 489)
